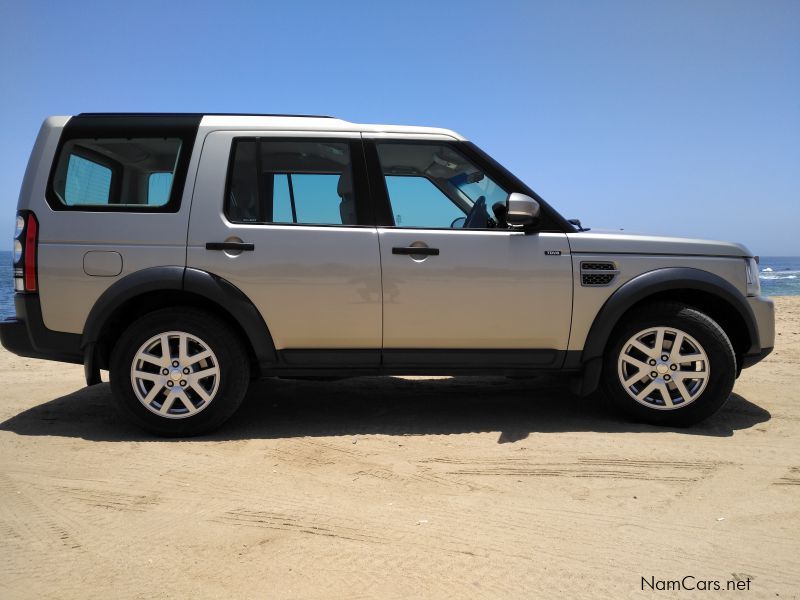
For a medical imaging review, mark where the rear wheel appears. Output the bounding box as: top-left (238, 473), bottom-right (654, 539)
top-left (601, 302), bottom-right (736, 426)
top-left (110, 308), bottom-right (250, 436)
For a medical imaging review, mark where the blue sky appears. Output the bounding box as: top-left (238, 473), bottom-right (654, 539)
top-left (1, 0), bottom-right (798, 254)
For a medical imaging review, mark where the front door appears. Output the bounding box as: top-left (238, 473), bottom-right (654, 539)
top-left (368, 137), bottom-right (573, 369)
top-left (187, 131), bottom-right (381, 366)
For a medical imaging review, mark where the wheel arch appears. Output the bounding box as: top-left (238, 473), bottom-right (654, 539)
top-left (572, 267), bottom-right (758, 396)
top-left (82, 267), bottom-right (277, 378)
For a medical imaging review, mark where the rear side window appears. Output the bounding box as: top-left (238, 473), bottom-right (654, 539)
top-left (51, 138), bottom-right (182, 208)
top-left (65, 155), bottom-right (112, 205)
top-left (148, 172), bottom-right (174, 205)
top-left (225, 138), bottom-right (358, 226)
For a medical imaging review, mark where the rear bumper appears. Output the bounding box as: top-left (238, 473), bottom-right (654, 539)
top-left (0, 294), bottom-right (82, 364)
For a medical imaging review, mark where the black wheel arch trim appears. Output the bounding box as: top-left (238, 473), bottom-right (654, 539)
top-left (571, 267), bottom-right (759, 396)
top-left (182, 267), bottom-right (277, 368)
top-left (82, 266), bottom-right (277, 375)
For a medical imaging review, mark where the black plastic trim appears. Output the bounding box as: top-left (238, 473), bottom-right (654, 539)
top-left (573, 267), bottom-right (760, 396)
top-left (382, 348), bottom-right (562, 369)
top-left (0, 295), bottom-right (82, 364)
top-left (741, 346), bottom-right (773, 369)
top-left (205, 242), bottom-right (255, 251)
top-left (82, 266), bottom-right (185, 347)
top-left (182, 268), bottom-right (278, 368)
top-left (392, 247), bottom-right (439, 256)
top-left (81, 266), bottom-right (278, 373)
top-left (279, 349), bottom-right (380, 367)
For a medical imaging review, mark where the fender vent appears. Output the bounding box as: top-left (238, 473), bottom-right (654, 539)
top-left (581, 261), bottom-right (618, 286)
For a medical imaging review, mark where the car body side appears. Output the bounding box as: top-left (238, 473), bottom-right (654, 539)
top-left (1, 115), bottom-right (775, 396)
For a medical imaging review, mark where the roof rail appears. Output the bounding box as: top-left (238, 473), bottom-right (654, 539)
top-left (77, 112), bottom-right (336, 119)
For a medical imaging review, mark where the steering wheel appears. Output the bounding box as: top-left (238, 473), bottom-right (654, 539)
top-left (450, 216), bottom-right (466, 228)
top-left (462, 196), bottom-right (488, 229)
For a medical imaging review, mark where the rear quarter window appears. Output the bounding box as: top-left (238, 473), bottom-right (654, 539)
top-left (64, 154), bottom-right (113, 205)
top-left (50, 137), bottom-right (183, 210)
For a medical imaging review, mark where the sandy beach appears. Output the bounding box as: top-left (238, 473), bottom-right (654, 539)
top-left (0, 297), bottom-right (798, 599)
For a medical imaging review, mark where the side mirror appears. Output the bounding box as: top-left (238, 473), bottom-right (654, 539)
top-left (506, 193), bottom-right (541, 228)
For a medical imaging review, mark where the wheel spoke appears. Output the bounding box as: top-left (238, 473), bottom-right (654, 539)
top-left (676, 353), bottom-right (704, 364)
top-left (635, 380), bottom-right (658, 401)
top-left (178, 334), bottom-right (189, 364)
top-left (674, 378), bottom-right (692, 402)
top-left (190, 383), bottom-right (212, 404)
top-left (623, 371), bottom-right (646, 387)
top-left (186, 349), bottom-right (212, 366)
top-left (675, 370), bottom-right (708, 381)
top-left (175, 390), bottom-right (197, 414)
top-left (658, 383), bottom-right (674, 407)
top-left (654, 328), bottom-right (666, 356)
top-left (160, 334), bottom-right (172, 365)
top-left (669, 332), bottom-right (685, 362)
top-left (630, 340), bottom-right (657, 359)
top-left (192, 367), bottom-right (219, 380)
top-left (143, 383), bottom-right (163, 406)
top-left (134, 370), bottom-right (162, 383)
top-left (622, 356), bottom-right (651, 373)
top-left (139, 352), bottom-right (163, 367)
top-left (159, 393), bottom-right (176, 414)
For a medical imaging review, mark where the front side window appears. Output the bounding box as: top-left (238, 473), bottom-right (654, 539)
top-left (52, 138), bottom-right (182, 208)
top-left (225, 139), bottom-right (357, 226)
top-left (385, 176), bottom-right (463, 228)
top-left (376, 142), bottom-right (508, 229)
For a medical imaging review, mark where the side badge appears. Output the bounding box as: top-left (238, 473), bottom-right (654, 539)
top-left (544, 250), bottom-right (562, 256)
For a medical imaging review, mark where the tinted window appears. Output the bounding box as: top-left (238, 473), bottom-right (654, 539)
top-left (148, 172), bottom-right (174, 205)
top-left (376, 142), bottom-right (508, 229)
top-left (269, 173), bottom-right (342, 224)
top-left (64, 155), bottom-right (112, 205)
top-left (53, 138), bottom-right (182, 208)
top-left (385, 176), bottom-right (463, 228)
top-left (225, 139), bottom-right (357, 226)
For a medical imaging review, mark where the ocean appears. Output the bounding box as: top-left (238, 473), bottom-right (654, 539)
top-left (0, 250), bottom-right (798, 320)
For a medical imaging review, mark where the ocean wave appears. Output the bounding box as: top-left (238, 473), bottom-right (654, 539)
top-left (760, 274), bottom-right (797, 280)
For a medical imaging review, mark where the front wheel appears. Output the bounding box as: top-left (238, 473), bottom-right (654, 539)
top-left (601, 302), bottom-right (736, 426)
top-left (110, 308), bottom-right (250, 436)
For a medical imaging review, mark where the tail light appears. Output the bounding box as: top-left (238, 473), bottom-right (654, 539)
top-left (13, 211), bottom-right (38, 293)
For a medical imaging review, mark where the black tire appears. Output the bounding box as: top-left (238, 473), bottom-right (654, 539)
top-left (601, 302), bottom-right (736, 427)
top-left (109, 308), bottom-right (250, 436)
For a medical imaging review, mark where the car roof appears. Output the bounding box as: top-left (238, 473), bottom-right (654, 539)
top-left (74, 113), bottom-right (467, 141)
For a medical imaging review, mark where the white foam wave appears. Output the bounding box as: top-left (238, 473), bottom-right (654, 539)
top-left (760, 274), bottom-right (797, 280)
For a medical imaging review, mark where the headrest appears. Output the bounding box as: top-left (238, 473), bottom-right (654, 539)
top-left (337, 169), bottom-right (353, 198)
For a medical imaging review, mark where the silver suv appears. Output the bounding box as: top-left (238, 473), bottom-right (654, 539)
top-left (1, 114), bottom-right (774, 436)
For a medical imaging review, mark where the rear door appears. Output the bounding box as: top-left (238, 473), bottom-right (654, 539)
top-left (187, 131), bottom-right (382, 366)
top-left (366, 136), bottom-right (573, 369)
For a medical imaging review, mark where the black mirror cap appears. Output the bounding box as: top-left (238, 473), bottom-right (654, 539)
top-left (506, 193), bottom-right (541, 227)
